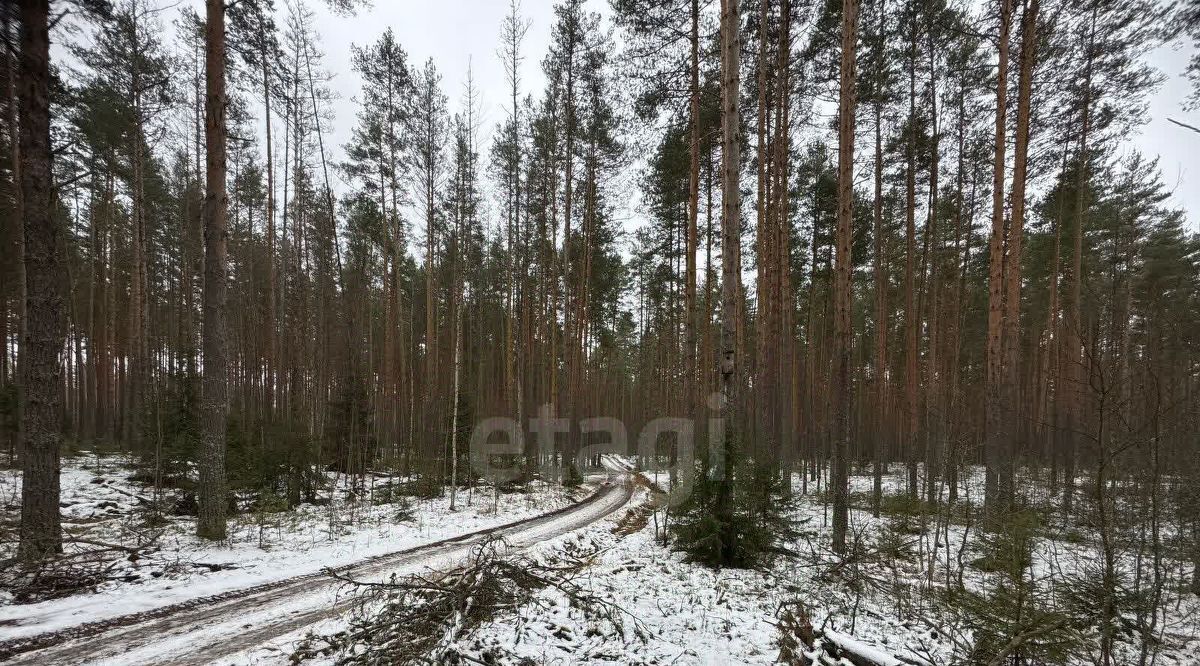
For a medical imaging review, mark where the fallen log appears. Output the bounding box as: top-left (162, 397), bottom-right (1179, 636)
top-left (807, 629), bottom-right (934, 666)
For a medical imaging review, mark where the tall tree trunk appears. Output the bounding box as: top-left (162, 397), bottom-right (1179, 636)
top-left (506, 1), bottom-right (523, 435)
top-left (922, 26), bottom-right (941, 504)
top-left (946, 89), bottom-right (971, 504)
top-left (94, 173), bottom-right (112, 440)
top-left (1041, 157), bottom-right (1063, 488)
top-left (753, 0), bottom-right (771, 458)
top-left (17, 0), bottom-right (64, 562)
top-left (773, 0), bottom-right (792, 471)
top-left (686, 0), bottom-right (701, 425)
top-left (999, 0), bottom-right (1040, 510)
top-left (903, 22), bottom-right (919, 499)
top-left (871, 0), bottom-right (887, 517)
top-left (128, 56), bottom-right (148, 452)
top-left (261, 29), bottom-right (276, 420)
top-left (198, 0), bottom-right (229, 540)
top-left (425, 152), bottom-right (437, 456)
top-left (984, 0), bottom-right (1012, 521)
top-left (561, 24), bottom-right (577, 471)
top-left (450, 190), bottom-right (465, 509)
top-left (1063, 8), bottom-right (1096, 517)
top-left (716, 0), bottom-right (742, 565)
top-left (832, 0), bottom-right (860, 554)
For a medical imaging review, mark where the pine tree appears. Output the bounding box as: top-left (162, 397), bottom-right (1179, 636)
top-left (196, 0), bottom-right (229, 540)
top-left (409, 58), bottom-right (448, 476)
top-left (343, 27), bottom-right (413, 458)
top-left (16, 0), bottom-right (65, 562)
top-left (715, 0), bottom-right (742, 566)
top-left (832, 0), bottom-right (861, 555)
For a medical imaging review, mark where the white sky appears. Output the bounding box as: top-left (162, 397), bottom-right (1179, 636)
top-left (1137, 44), bottom-right (1200, 228)
top-left (299, 1), bottom-right (1200, 231)
top-left (120, 0), bottom-right (1199, 235)
top-left (302, 0), bottom-right (562, 229)
top-left (303, 0), bottom-right (557, 159)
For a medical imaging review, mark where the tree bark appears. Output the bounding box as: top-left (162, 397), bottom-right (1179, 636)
top-left (832, 0), bottom-right (860, 554)
top-left (17, 0), bottom-right (65, 563)
top-left (716, 0), bottom-right (742, 564)
top-left (198, 0), bottom-right (229, 540)
top-left (903, 21), bottom-right (919, 499)
top-left (686, 0), bottom-right (700, 427)
top-left (127, 29), bottom-right (149, 452)
top-left (561, 20), bottom-right (577, 470)
top-left (984, 0), bottom-right (1012, 522)
top-left (1063, 8), bottom-right (1096, 517)
top-left (753, 0), bottom-right (770, 459)
top-left (999, 0), bottom-right (1040, 510)
top-left (871, 0), bottom-right (887, 517)
top-left (922, 25), bottom-right (941, 504)
top-left (261, 22), bottom-right (277, 420)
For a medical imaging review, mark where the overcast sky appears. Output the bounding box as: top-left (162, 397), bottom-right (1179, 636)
top-left (177, 0), bottom-right (1200, 233)
top-left (1135, 44), bottom-right (1199, 228)
top-left (302, 0), bottom-right (563, 211)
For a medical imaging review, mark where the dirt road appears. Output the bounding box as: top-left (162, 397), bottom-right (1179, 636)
top-left (1, 476), bottom-right (632, 665)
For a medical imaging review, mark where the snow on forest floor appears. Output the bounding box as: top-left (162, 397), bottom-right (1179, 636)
top-left (451, 483), bottom-right (948, 665)
top-left (456, 488), bottom-right (793, 665)
top-left (448, 468), bottom-right (1200, 666)
top-left (3, 456), bottom-right (1199, 664)
top-left (0, 453), bottom-right (582, 641)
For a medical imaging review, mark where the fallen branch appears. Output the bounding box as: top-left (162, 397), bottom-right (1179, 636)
top-left (292, 536), bottom-right (645, 665)
top-left (809, 628), bottom-right (933, 666)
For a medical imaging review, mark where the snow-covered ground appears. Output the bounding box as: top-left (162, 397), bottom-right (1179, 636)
top-left (461, 487), bottom-right (791, 664)
top-left (452, 484), bottom-right (947, 665)
top-left (0, 453), bottom-right (581, 641)
top-left (451, 467), bottom-right (1200, 666)
top-left (4, 456), bottom-right (1198, 664)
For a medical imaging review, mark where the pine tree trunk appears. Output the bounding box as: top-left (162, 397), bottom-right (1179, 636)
top-left (17, 0), bottom-right (63, 562)
top-left (561, 28), bottom-right (577, 473)
top-left (832, 0), bottom-right (859, 555)
top-left (686, 0), bottom-right (701, 425)
top-left (128, 68), bottom-right (147, 452)
top-left (507, 23), bottom-right (521, 431)
top-left (871, 0), bottom-right (887, 514)
top-left (198, 0), bottom-right (229, 540)
top-left (904, 25), bottom-right (919, 499)
top-left (984, 0), bottom-right (1012, 522)
top-left (425, 155), bottom-right (437, 467)
top-left (773, 0), bottom-right (792, 471)
top-left (753, 0), bottom-right (770, 458)
top-left (262, 32), bottom-right (276, 420)
top-left (922, 31), bottom-right (941, 505)
top-left (946, 88), bottom-right (971, 504)
top-left (1063, 8), bottom-right (1096, 517)
top-left (449, 271), bottom-right (463, 511)
top-left (94, 174), bottom-right (112, 440)
top-left (716, 0), bottom-right (742, 564)
top-left (999, 0), bottom-right (1040, 511)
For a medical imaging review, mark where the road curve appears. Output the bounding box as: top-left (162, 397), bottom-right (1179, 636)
top-left (2, 475), bottom-right (633, 665)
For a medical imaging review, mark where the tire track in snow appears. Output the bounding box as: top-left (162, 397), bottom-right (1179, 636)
top-left (1, 474), bottom-right (633, 665)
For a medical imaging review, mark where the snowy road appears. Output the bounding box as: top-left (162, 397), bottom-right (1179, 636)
top-left (1, 473), bottom-right (633, 665)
